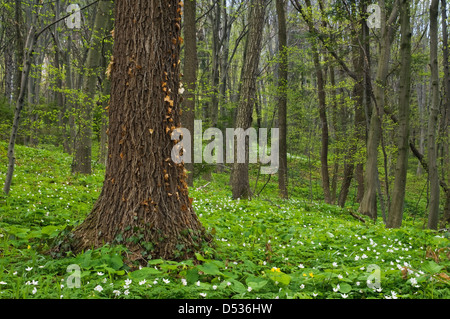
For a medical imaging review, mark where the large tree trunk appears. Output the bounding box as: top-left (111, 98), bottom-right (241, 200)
top-left (276, 0), bottom-right (288, 199)
top-left (231, 0), bottom-right (265, 200)
top-left (182, 0), bottom-right (198, 187)
top-left (67, 0), bottom-right (209, 262)
top-left (387, 0), bottom-right (412, 228)
top-left (72, 0), bottom-right (114, 174)
top-left (427, 0), bottom-right (441, 230)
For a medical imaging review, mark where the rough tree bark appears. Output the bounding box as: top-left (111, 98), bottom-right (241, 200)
top-left (387, 0), bottom-right (411, 228)
top-left (65, 0), bottom-right (209, 262)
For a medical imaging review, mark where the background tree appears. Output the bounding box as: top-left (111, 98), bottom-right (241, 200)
top-left (292, 0), bottom-right (332, 204)
top-left (427, 0), bottom-right (440, 230)
top-left (276, 0), bottom-right (289, 199)
top-left (1, 0), bottom-right (448, 231)
top-left (387, 0), bottom-right (412, 228)
top-left (358, 0), bottom-right (399, 222)
top-left (231, 0), bottom-right (266, 199)
top-left (440, 0), bottom-right (450, 227)
top-left (182, 0), bottom-right (198, 187)
top-left (71, 0), bottom-right (114, 174)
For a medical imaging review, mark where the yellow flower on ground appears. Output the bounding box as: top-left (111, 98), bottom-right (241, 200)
top-left (270, 267), bottom-right (281, 273)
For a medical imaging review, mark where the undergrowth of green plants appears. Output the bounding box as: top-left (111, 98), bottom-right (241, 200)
top-left (0, 141), bottom-right (448, 299)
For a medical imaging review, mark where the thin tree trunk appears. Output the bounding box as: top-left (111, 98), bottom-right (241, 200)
top-left (276, 0), bottom-right (288, 199)
top-left (427, 0), bottom-right (441, 230)
top-left (231, 0), bottom-right (265, 200)
top-left (416, 79), bottom-right (426, 176)
top-left (329, 66), bottom-right (339, 204)
top-left (219, 0), bottom-right (232, 122)
top-left (339, 6), bottom-right (367, 207)
top-left (52, 0), bottom-right (67, 150)
top-left (359, 0), bottom-right (398, 221)
top-left (64, 34), bottom-right (76, 155)
top-left (182, 0), bottom-right (198, 187)
top-left (4, 2), bottom-right (100, 194)
top-left (3, 24), bottom-right (37, 195)
top-left (440, 0), bottom-right (450, 227)
top-left (27, 51), bottom-right (43, 147)
top-left (14, 0), bottom-right (24, 101)
top-left (4, 44), bottom-right (14, 104)
top-left (299, 0), bottom-right (331, 204)
top-left (209, 0), bottom-right (221, 128)
top-left (98, 5), bottom-right (114, 165)
top-left (387, 0), bottom-right (412, 228)
top-left (72, 0), bottom-right (114, 174)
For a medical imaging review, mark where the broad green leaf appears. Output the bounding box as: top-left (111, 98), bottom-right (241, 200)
top-left (146, 259), bottom-right (164, 265)
top-left (41, 225), bottom-right (62, 237)
top-left (186, 267), bottom-right (199, 284)
top-left (422, 261), bottom-right (443, 274)
top-left (339, 283), bottom-right (352, 294)
top-left (246, 277), bottom-right (268, 292)
top-left (197, 262), bottom-right (222, 276)
top-left (109, 254), bottom-right (123, 270)
top-left (129, 267), bottom-right (162, 279)
top-left (229, 279), bottom-right (247, 294)
top-left (195, 253), bottom-right (206, 262)
top-left (266, 271), bottom-right (291, 286)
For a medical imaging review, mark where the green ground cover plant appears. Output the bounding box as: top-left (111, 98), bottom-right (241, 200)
top-left (0, 141), bottom-right (448, 299)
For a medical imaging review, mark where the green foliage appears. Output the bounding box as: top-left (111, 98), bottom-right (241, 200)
top-left (0, 97), bottom-right (13, 141)
top-left (0, 141), bottom-right (448, 299)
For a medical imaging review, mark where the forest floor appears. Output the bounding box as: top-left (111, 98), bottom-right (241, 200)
top-left (0, 141), bottom-right (449, 299)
